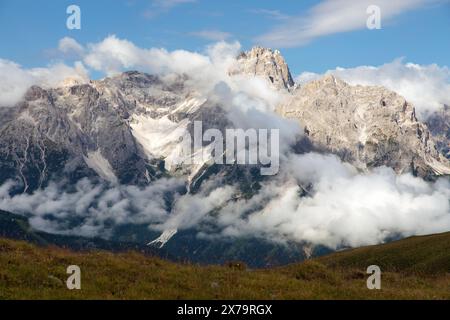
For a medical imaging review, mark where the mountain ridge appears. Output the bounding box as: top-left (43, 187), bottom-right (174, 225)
top-left (0, 47), bottom-right (449, 266)
top-left (2, 65), bottom-right (448, 192)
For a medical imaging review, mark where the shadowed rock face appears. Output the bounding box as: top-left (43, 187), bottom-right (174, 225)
top-left (0, 71), bottom-right (233, 192)
top-left (426, 105), bottom-right (450, 159)
top-left (276, 75), bottom-right (450, 178)
top-left (0, 72), bottom-right (191, 192)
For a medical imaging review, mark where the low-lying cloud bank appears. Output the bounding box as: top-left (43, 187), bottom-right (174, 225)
top-left (213, 153), bottom-right (450, 248)
top-left (296, 59), bottom-right (450, 119)
top-left (0, 178), bottom-right (184, 238)
top-left (1, 153), bottom-right (449, 249)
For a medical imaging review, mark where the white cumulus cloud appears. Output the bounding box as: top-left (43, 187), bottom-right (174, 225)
top-left (211, 153), bottom-right (450, 248)
top-left (58, 37), bottom-right (85, 57)
top-left (0, 59), bottom-right (89, 107)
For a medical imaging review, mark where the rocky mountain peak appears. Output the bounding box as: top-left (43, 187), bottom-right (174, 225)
top-left (58, 76), bottom-right (86, 88)
top-left (277, 75), bottom-right (450, 177)
top-left (231, 46), bottom-right (295, 91)
top-left (298, 74), bottom-right (348, 95)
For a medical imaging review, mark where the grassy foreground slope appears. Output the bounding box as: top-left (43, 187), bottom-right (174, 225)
top-left (0, 233), bottom-right (449, 300)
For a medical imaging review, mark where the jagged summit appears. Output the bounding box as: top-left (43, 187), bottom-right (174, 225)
top-left (299, 73), bottom-right (348, 92)
top-left (231, 46), bottom-right (295, 91)
top-left (58, 76), bottom-right (87, 88)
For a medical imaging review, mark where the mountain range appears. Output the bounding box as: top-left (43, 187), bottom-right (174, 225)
top-left (0, 47), bottom-right (449, 266)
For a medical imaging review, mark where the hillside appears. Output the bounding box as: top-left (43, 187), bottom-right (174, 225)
top-left (0, 232), bottom-right (449, 300)
top-left (0, 209), bottom-right (328, 267)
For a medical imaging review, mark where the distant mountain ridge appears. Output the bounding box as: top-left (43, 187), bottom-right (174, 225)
top-left (278, 74), bottom-right (450, 178)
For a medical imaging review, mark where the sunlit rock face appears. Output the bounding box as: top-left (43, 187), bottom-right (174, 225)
top-left (231, 46), bottom-right (295, 91)
top-left (277, 75), bottom-right (450, 178)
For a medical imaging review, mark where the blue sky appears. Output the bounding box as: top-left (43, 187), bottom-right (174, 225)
top-left (0, 0), bottom-right (449, 76)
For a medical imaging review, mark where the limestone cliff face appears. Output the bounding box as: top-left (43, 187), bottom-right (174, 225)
top-left (276, 75), bottom-right (450, 177)
top-left (0, 72), bottom-right (194, 191)
top-left (0, 71), bottom-right (232, 192)
top-left (426, 105), bottom-right (450, 159)
top-left (231, 46), bottom-right (295, 91)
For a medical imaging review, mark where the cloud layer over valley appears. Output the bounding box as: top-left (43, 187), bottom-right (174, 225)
top-left (1, 153), bottom-right (449, 249)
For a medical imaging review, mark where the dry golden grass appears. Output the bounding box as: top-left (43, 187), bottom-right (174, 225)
top-left (0, 233), bottom-right (449, 300)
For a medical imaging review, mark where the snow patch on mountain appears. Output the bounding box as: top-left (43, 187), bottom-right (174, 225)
top-left (131, 115), bottom-right (188, 159)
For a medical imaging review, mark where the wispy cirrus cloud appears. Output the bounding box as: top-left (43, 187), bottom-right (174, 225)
top-left (250, 8), bottom-right (289, 21)
top-left (255, 0), bottom-right (444, 48)
top-left (188, 30), bottom-right (232, 41)
top-left (153, 0), bottom-right (196, 9)
top-left (144, 0), bottom-right (197, 18)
